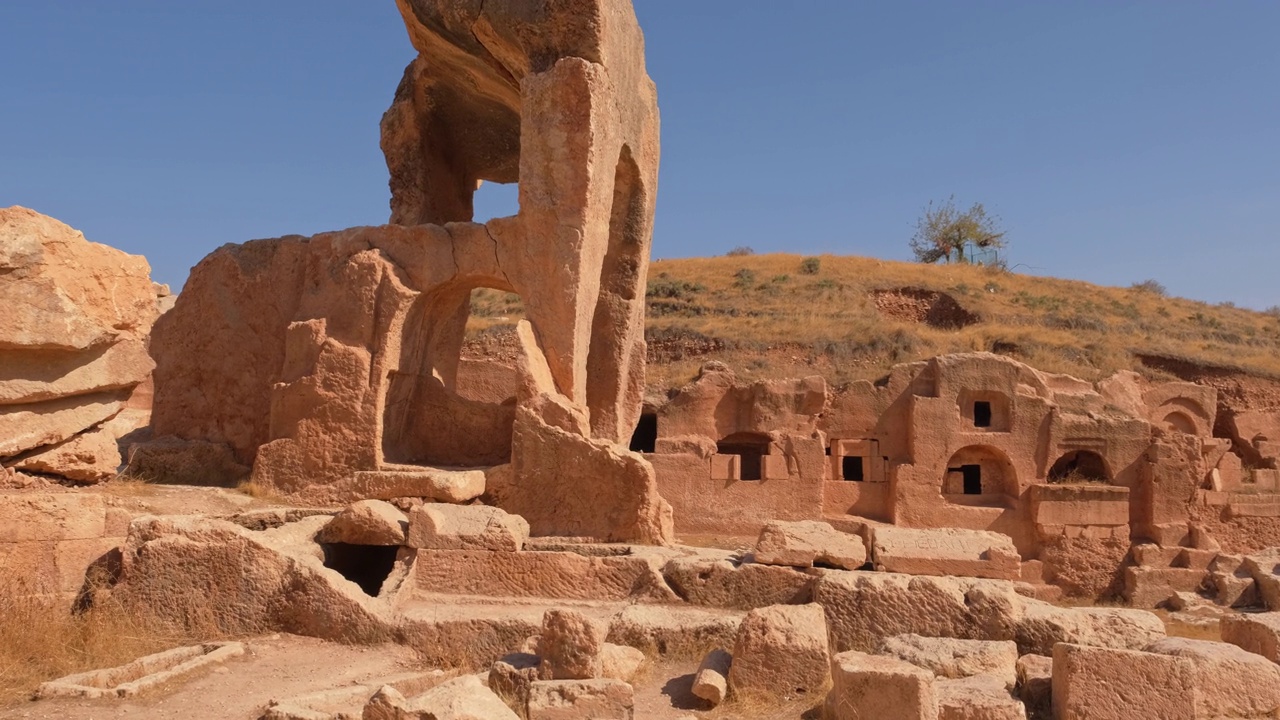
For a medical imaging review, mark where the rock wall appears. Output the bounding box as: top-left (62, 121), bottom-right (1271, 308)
top-left (0, 207), bottom-right (162, 484)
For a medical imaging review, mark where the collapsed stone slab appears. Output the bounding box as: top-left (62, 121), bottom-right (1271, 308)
top-left (1051, 643), bottom-right (1195, 720)
top-left (879, 634), bottom-right (1018, 687)
top-left (1146, 637), bottom-right (1280, 719)
top-left (935, 674), bottom-right (1026, 720)
top-left (318, 499), bottom-right (407, 546)
top-left (754, 519), bottom-right (867, 570)
top-left (1221, 611), bottom-right (1280, 662)
top-left (406, 503), bottom-right (529, 551)
top-left (365, 674), bottom-right (519, 720)
top-left (871, 526), bottom-right (1021, 581)
top-left (825, 651), bottom-right (938, 720)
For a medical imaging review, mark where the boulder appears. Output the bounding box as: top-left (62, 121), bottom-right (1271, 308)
top-left (406, 504), bottom-right (529, 552)
top-left (754, 519), bottom-right (866, 570)
top-left (597, 643), bottom-right (644, 682)
top-left (935, 674), bottom-right (1026, 720)
top-left (10, 421), bottom-right (123, 483)
top-left (879, 634), bottom-right (1017, 687)
top-left (1221, 611), bottom-right (1280, 663)
top-left (871, 526), bottom-right (1021, 580)
top-left (825, 651), bottom-right (938, 720)
top-left (536, 609), bottom-right (607, 681)
top-left (1051, 643), bottom-right (1195, 720)
top-left (691, 649), bottom-right (730, 707)
top-left (727, 603), bottom-right (830, 699)
top-left (317, 500), bottom-right (407, 546)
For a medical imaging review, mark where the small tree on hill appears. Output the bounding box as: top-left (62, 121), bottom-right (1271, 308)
top-left (909, 196), bottom-right (1006, 264)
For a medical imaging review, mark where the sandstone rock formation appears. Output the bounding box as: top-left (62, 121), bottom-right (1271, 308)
top-left (0, 207), bottom-right (161, 484)
top-left (144, 0), bottom-right (671, 543)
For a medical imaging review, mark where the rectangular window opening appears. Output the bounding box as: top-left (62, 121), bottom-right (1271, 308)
top-left (974, 401), bottom-right (992, 428)
top-left (962, 464), bottom-right (982, 494)
top-left (842, 456), bottom-right (864, 482)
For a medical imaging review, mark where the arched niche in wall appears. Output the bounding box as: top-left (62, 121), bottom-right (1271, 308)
top-left (1047, 449), bottom-right (1112, 484)
top-left (942, 445), bottom-right (1017, 505)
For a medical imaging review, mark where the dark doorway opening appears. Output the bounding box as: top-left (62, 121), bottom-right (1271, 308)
top-left (962, 464), bottom-right (982, 495)
top-left (842, 456), bottom-right (865, 482)
top-left (973, 401), bottom-right (992, 428)
top-left (320, 543), bottom-right (399, 597)
top-left (718, 433), bottom-right (770, 481)
top-left (629, 413), bottom-right (658, 453)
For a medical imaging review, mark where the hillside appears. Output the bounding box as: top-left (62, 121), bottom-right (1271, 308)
top-left (466, 253), bottom-right (1280, 392)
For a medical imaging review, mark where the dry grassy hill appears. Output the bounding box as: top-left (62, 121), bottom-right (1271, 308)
top-left (466, 253), bottom-right (1280, 392)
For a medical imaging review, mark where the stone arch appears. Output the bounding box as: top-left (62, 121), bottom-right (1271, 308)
top-left (1162, 410), bottom-right (1198, 435)
top-left (381, 278), bottom-right (521, 468)
top-left (1048, 449), bottom-right (1112, 484)
top-left (942, 445), bottom-right (1017, 502)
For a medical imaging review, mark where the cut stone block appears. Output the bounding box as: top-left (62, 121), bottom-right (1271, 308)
top-left (1015, 599), bottom-right (1165, 656)
top-left (406, 503), bottom-right (529, 552)
top-left (1146, 637), bottom-right (1280, 719)
top-left (936, 674), bottom-right (1026, 720)
top-left (1051, 643), bottom-right (1195, 720)
top-left (317, 499), bottom-right (407, 546)
top-left (527, 679), bottom-right (633, 720)
top-left (728, 603), bottom-right (830, 699)
top-left (754, 519), bottom-right (866, 570)
top-left (879, 634), bottom-right (1017, 687)
top-left (825, 650), bottom-right (938, 720)
top-left (36, 642), bottom-right (245, 699)
top-left (1014, 654), bottom-right (1051, 718)
top-left (871, 526), bottom-right (1021, 580)
top-left (536, 609), bottom-right (607, 681)
top-left (1222, 612), bottom-right (1280, 663)
top-left (364, 674), bottom-right (518, 720)
top-left (1120, 566), bottom-right (1206, 608)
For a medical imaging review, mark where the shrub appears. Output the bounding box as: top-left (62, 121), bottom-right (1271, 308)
top-left (733, 268), bottom-right (757, 288)
top-left (1131, 279), bottom-right (1167, 296)
top-left (799, 257), bottom-right (821, 275)
top-left (726, 246), bottom-right (755, 257)
top-left (646, 277), bottom-right (705, 300)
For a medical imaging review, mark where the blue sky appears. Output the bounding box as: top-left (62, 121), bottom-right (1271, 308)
top-left (2, 2), bottom-right (1277, 308)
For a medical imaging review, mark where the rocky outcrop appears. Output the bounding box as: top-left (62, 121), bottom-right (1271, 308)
top-left (0, 207), bottom-right (162, 483)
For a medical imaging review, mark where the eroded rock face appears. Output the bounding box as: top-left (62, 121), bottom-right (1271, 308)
top-left (0, 207), bottom-right (161, 483)
top-left (145, 0), bottom-right (671, 543)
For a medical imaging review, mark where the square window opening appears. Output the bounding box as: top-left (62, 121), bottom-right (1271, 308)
top-left (842, 456), bottom-right (864, 482)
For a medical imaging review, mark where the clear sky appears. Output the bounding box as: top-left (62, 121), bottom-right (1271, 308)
top-left (2, 2), bottom-right (1277, 308)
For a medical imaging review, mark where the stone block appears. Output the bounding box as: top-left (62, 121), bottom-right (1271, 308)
top-left (406, 504), bottom-right (529, 552)
top-left (825, 651), bottom-right (938, 720)
top-left (1222, 612), bottom-right (1280, 663)
top-left (879, 634), bottom-right (1017, 687)
top-left (936, 675), bottom-right (1026, 720)
top-left (871, 526), bottom-right (1021, 580)
top-left (1051, 643), bottom-right (1195, 720)
top-left (691, 648), bottom-right (730, 707)
top-left (1147, 637), bottom-right (1280, 718)
top-left (728, 603), bottom-right (830, 699)
top-left (317, 500), bottom-right (407, 546)
top-left (527, 679), bottom-right (633, 720)
top-left (1120, 566), bottom-right (1206, 608)
top-left (754, 519), bottom-right (866, 570)
top-left (537, 609), bottom-right (607, 681)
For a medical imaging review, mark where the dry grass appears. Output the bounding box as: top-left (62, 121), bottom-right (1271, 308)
top-left (461, 253), bottom-right (1280, 390)
top-left (234, 479), bottom-right (293, 504)
top-left (0, 577), bottom-right (209, 706)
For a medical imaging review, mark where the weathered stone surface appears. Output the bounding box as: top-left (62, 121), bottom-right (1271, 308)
top-left (112, 515), bottom-right (394, 641)
top-left (0, 393), bottom-right (125, 458)
top-left (0, 207), bottom-right (157, 351)
top-left (0, 340), bottom-right (153, 406)
top-left (1146, 637), bottom-right (1280, 718)
top-left (754, 519), bottom-right (866, 570)
top-left (1014, 654), bottom-right (1051, 717)
top-left (317, 500), bottom-right (407, 546)
top-left (872, 526), bottom-right (1021, 580)
top-left (526, 679), bottom-right (633, 720)
top-left (536, 609), bottom-right (607, 681)
top-left (825, 650), bottom-right (938, 720)
top-left (879, 634), bottom-right (1017, 687)
top-left (406, 503), bottom-right (529, 552)
top-left (1244, 548), bottom-right (1280, 610)
top-left (10, 421), bottom-right (123, 483)
top-left (935, 674), bottom-right (1026, 720)
top-left (1051, 644), bottom-right (1195, 720)
top-left (605, 604), bottom-right (742, 659)
top-left (1014, 599), bottom-right (1165, 656)
top-left (598, 643), bottom-right (644, 683)
top-left (1222, 611), bottom-right (1280, 663)
top-left (123, 436), bottom-right (250, 487)
top-left (662, 555), bottom-right (814, 609)
top-left (1121, 566), bottom-right (1206, 608)
top-left (345, 468), bottom-right (486, 504)
top-left (490, 653), bottom-right (541, 720)
top-left (366, 675), bottom-right (519, 720)
top-left (691, 648), bottom-right (730, 707)
top-left (727, 603), bottom-right (830, 699)
top-left (815, 571), bottom-right (1024, 653)
top-left (412, 548), bottom-right (675, 602)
